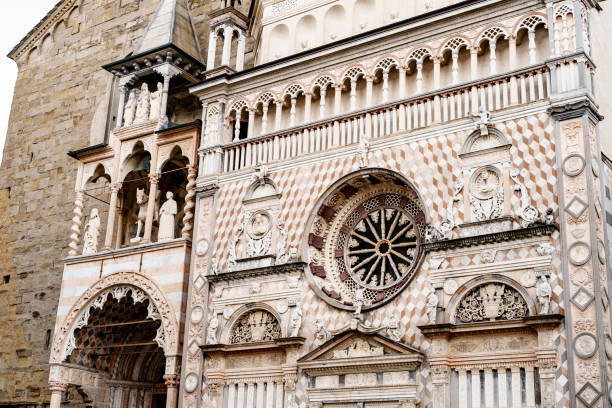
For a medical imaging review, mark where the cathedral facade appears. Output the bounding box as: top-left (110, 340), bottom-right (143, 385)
top-left (4, 0), bottom-right (612, 407)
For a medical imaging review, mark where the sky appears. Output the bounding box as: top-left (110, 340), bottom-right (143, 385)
top-left (0, 2), bottom-right (59, 162)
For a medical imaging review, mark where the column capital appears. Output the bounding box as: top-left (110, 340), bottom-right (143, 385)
top-left (110, 182), bottom-right (123, 193)
top-left (148, 173), bottom-right (161, 185)
top-left (49, 381), bottom-right (68, 392)
top-left (365, 74), bottom-right (375, 82)
top-left (163, 374), bottom-right (180, 387)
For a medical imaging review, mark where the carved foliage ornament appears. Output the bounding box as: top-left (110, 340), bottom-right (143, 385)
top-left (456, 283), bottom-right (528, 323)
top-left (50, 272), bottom-right (179, 363)
top-left (229, 310), bottom-right (282, 344)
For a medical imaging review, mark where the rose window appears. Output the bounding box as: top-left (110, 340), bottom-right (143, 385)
top-left (305, 173), bottom-right (426, 311)
top-left (345, 205), bottom-right (418, 289)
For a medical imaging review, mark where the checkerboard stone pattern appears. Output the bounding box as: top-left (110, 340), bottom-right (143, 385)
top-left (206, 113), bottom-right (563, 406)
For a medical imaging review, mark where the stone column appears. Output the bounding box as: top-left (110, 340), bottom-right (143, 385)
top-left (304, 92), bottom-right (312, 123)
top-left (236, 31), bottom-right (246, 71)
top-left (222, 25), bottom-right (234, 67)
top-left (433, 57), bottom-right (441, 89)
top-left (142, 173), bottom-right (160, 244)
top-left (430, 366), bottom-right (450, 408)
top-left (489, 40), bottom-right (497, 75)
top-left (275, 101), bottom-right (283, 131)
top-left (470, 47), bottom-right (478, 80)
top-left (164, 375), bottom-right (179, 408)
top-left (199, 101), bottom-right (208, 148)
top-left (234, 109), bottom-right (242, 141)
top-left (115, 85), bottom-right (128, 130)
top-left (247, 108), bottom-right (256, 139)
top-left (451, 50), bottom-right (460, 84)
top-left (508, 35), bottom-right (518, 70)
top-left (416, 62), bottom-right (424, 93)
top-left (528, 30), bottom-right (537, 65)
top-left (153, 64), bottom-right (181, 128)
top-left (105, 183), bottom-right (122, 250)
top-left (207, 30), bottom-right (218, 69)
top-left (49, 382), bottom-right (67, 408)
top-left (334, 85), bottom-right (342, 115)
top-left (181, 166), bottom-right (197, 239)
top-left (365, 75), bottom-right (374, 107)
top-left (261, 103), bottom-right (269, 134)
top-left (68, 189), bottom-right (84, 256)
top-left (319, 88), bottom-right (327, 118)
top-left (350, 79), bottom-right (358, 111)
top-left (382, 70), bottom-right (390, 102)
top-left (398, 66), bottom-right (407, 98)
top-left (289, 97), bottom-right (297, 127)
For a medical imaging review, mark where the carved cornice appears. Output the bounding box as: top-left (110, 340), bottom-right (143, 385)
top-left (201, 337), bottom-right (305, 354)
top-left (299, 355), bottom-right (423, 376)
top-left (423, 224), bottom-right (556, 252)
top-left (9, 0), bottom-right (79, 61)
top-left (419, 314), bottom-right (564, 337)
top-left (207, 261), bottom-right (306, 282)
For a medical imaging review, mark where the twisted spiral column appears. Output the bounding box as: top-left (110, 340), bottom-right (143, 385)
top-left (68, 190), bottom-right (84, 256)
top-left (181, 166), bottom-right (197, 239)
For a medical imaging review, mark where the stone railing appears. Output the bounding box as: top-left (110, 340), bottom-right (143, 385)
top-left (207, 64), bottom-right (550, 174)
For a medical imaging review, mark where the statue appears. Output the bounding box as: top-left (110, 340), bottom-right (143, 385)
top-left (426, 291), bottom-right (438, 324)
top-left (82, 208), bottom-right (100, 255)
top-left (149, 82), bottom-right (163, 121)
top-left (385, 313), bottom-right (403, 342)
top-left (123, 90), bottom-right (137, 127)
top-left (471, 107), bottom-right (492, 136)
top-left (158, 191), bottom-right (177, 241)
top-left (354, 288), bottom-right (365, 316)
top-left (536, 275), bottom-right (552, 314)
top-left (358, 137), bottom-right (370, 168)
top-left (313, 318), bottom-right (331, 347)
top-left (134, 83), bottom-right (151, 123)
top-left (289, 305), bottom-right (302, 337)
top-left (206, 311), bottom-right (219, 344)
top-left (131, 187), bottom-right (148, 243)
top-left (425, 225), bottom-right (441, 243)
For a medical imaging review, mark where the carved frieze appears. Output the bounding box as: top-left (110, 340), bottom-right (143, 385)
top-left (456, 283), bottom-right (528, 323)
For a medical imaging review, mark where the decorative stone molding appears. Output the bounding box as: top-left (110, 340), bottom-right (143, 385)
top-left (455, 283), bottom-right (528, 323)
top-left (50, 271), bottom-right (180, 363)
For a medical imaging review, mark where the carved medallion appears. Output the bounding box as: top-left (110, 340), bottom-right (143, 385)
top-left (247, 211), bottom-right (272, 238)
top-left (574, 332), bottom-right (598, 358)
top-left (563, 154), bottom-right (586, 177)
top-left (277, 298), bottom-right (288, 314)
top-left (196, 239), bottom-right (210, 256)
top-left (190, 306), bottom-right (204, 324)
top-left (569, 242), bottom-right (591, 266)
top-left (470, 167), bottom-right (501, 200)
top-left (571, 267), bottom-right (592, 286)
top-left (184, 373), bottom-right (199, 393)
top-left (605, 335), bottom-right (612, 359)
top-left (520, 270), bottom-right (537, 288)
top-left (443, 279), bottom-right (458, 295)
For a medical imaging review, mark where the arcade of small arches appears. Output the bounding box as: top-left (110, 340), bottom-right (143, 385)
top-left (210, 9), bottom-right (565, 145)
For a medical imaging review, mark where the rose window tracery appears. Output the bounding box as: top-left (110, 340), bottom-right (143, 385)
top-left (305, 173), bottom-right (426, 311)
top-left (229, 310), bottom-right (281, 344)
top-left (456, 283), bottom-right (529, 323)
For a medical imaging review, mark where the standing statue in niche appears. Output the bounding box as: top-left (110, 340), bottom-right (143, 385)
top-left (313, 318), bottom-right (331, 347)
top-left (158, 191), bottom-right (178, 241)
top-left (131, 188), bottom-right (148, 243)
top-left (426, 290), bottom-right (438, 324)
top-left (289, 305), bottom-right (303, 337)
top-left (82, 208), bottom-right (101, 255)
top-left (206, 311), bottom-right (219, 344)
top-left (134, 83), bottom-right (151, 123)
top-left (536, 275), bottom-right (552, 314)
top-left (123, 90), bottom-right (137, 127)
top-left (149, 82), bottom-right (163, 121)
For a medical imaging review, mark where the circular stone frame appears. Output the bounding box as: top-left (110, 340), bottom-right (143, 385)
top-left (568, 241), bottom-right (592, 266)
top-left (573, 332), bottom-right (598, 359)
top-left (562, 154), bottom-right (586, 177)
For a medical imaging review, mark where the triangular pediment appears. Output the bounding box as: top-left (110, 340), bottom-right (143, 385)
top-left (298, 330), bottom-right (424, 366)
